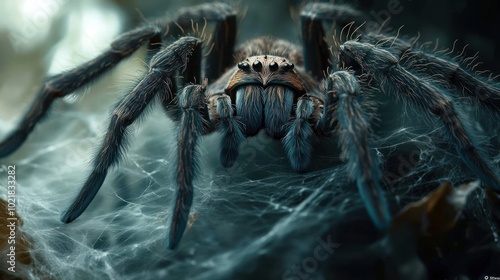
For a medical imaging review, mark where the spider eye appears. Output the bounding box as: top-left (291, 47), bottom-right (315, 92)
top-left (269, 62), bottom-right (278, 71)
top-left (238, 62), bottom-right (250, 70)
top-left (282, 63), bottom-right (294, 71)
top-left (252, 60), bottom-right (262, 71)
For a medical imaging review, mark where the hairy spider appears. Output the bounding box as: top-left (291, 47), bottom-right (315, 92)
top-left (1, 3), bottom-right (499, 250)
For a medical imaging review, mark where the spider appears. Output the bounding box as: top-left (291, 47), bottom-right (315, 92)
top-left (1, 3), bottom-right (499, 250)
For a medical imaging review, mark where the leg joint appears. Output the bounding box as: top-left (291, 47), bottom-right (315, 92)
top-left (179, 85), bottom-right (206, 109)
top-left (111, 26), bottom-right (162, 56)
top-left (430, 98), bottom-right (453, 116)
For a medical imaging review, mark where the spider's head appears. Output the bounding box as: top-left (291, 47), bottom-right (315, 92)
top-left (224, 55), bottom-right (306, 98)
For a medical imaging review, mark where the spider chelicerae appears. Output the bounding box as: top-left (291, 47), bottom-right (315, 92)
top-left (0, 3), bottom-right (499, 249)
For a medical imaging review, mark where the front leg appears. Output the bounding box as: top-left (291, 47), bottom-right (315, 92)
top-left (61, 37), bottom-right (201, 224)
top-left (341, 40), bottom-right (500, 192)
top-left (319, 71), bottom-right (391, 230)
top-left (168, 84), bottom-right (211, 249)
top-left (359, 32), bottom-right (500, 113)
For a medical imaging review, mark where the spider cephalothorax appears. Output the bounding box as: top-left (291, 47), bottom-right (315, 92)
top-left (226, 54), bottom-right (305, 139)
top-left (230, 55), bottom-right (303, 93)
top-left (1, 3), bottom-right (499, 249)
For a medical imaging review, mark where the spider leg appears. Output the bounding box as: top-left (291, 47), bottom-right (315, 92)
top-left (300, 3), bottom-right (366, 79)
top-left (0, 3), bottom-right (237, 159)
top-left (329, 71), bottom-right (391, 229)
top-left (0, 25), bottom-right (163, 158)
top-left (172, 3), bottom-right (237, 81)
top-left (161, 3), bottom-right (236, 121)
top-left (160, 39), bottom-right (204, 124)
top-left (341, 41), bottom-right (500, 191)
top-left (360, 33), bottom-right (500, 112)
top-left (168, 84), bottom-right (209, 249)
top-left (60, 37), bottom-right (201, 224)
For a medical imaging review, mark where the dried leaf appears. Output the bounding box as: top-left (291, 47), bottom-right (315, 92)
top-left (391, 180), bottom-right (479, 236)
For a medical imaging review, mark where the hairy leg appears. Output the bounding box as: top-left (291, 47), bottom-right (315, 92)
top-left (360, 33), bottom-right (500, 112)
top-left (160, 40), bottom-right (204, 123)
top-left (341, 40), bottom-right (500, 191)
top-left (61, 37), bottom-right (200, 224)
top-left (330, 71), bottom-right (390, 229)
top-left (168, 84), bottom-right (209, 249)
top-left (0, 3), bottom-right (238, 158)
top-left (172, 3), bottom-right (237, 82)
top-left (161, 3), bottom-right (237, 120)
top-left (0, 26), bottom-right (163, 158)
top-left (300, 2), bottom-right (366, 79)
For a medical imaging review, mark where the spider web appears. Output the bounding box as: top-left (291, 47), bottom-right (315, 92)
top-left (1, 1), bottom-right (500, 280)
top-left (2, 101), bottom-right (499, 280)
